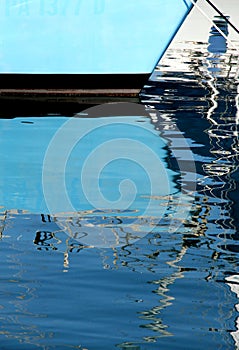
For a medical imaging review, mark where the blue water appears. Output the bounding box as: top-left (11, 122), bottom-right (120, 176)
top-left (1, 22), bottom-right (239, 350)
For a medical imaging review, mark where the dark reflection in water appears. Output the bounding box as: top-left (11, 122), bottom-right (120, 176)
top-left (208, 15), bottom-right (229, 54)
top-left (140, 15), bottom-right (239, 349)
top-left (1, 16), bottom-right (239, 350)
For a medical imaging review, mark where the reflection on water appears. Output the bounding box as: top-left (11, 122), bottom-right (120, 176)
top-left (141, 14), bottom-right (239, 350)
top-left (0, 111), bottom-right (193, 249)
top-left (208, 15), bottom-right (229, 54)
top-left (1, 16), bottom-right (239, 349)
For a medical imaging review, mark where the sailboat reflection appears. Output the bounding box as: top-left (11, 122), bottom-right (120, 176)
top-left (196, 15), bottom-right (239, 348)
top-left (204, 15), bottom-right (239, 247)
top-left (140, 13), bottom-right (239, 347)
top-left (208, 15), bottom-right (229, 54)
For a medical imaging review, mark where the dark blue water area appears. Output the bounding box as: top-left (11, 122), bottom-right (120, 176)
top-left (1, 32), bottom-right (239, 350)
top-left (0, 212), bottom-right (237, 350)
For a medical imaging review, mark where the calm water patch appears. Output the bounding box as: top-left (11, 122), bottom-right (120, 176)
top-left (1, 25), bottom-right (239, 350)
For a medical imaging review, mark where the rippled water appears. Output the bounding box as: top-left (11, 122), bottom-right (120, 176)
top-left (1, 23), bottom-right (239, 350)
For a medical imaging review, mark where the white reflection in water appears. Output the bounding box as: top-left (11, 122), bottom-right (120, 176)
top-left (141, 15), bottom-right (239, 348)
top-left (226, 275), bottom-right (239, 348)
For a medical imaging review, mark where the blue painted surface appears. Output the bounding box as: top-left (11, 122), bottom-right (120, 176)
top-left (0, 0), bottom-right (193, 73)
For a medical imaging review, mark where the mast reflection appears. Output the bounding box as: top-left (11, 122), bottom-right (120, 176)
top-left (141, 13), bottom-right (239, 348)
top-left (205, 16), bottom-right (239, 348)
top-left (187, 14), bottom-right (239, 348)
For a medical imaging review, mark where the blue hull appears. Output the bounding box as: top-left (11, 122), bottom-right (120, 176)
top-left (0, 0), bottom-right (194, 74)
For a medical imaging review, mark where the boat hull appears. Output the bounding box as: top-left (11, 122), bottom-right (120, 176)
top-left (0, 0), bottom-right (195, 111)
top-left (0, 0), bottom-right (194, 76)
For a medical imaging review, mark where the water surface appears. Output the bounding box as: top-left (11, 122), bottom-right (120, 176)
top-left (1, 21), bottom-right (239, 350)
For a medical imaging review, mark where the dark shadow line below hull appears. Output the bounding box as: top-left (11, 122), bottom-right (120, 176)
top-left (0, 73), bottom-right (149, 117)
